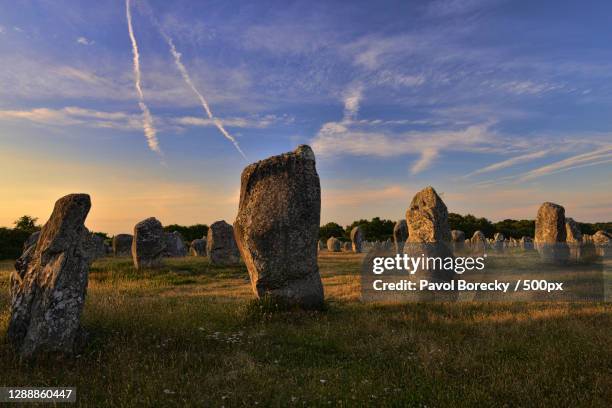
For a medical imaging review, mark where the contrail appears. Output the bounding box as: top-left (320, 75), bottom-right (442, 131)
top-left (126, 0), bottom-right (162, 155)
top-left (147, 12), bottom-right (246, 159)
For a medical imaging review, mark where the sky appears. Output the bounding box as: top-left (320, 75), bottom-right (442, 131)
top-left (0, 0), bottom-right (610, 234)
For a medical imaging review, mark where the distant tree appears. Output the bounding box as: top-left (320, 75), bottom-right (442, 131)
top-left (13, 215), bottom-right (40, 234)
top-left (163, 224), bottom-right (209, 242)
top-left (319, 222), bottom-right (346, 241)
top-left (0, 227), bottom-right (30, 260)
top-left (492, 219), bottom-right (535, 239)
top-left (345, 217), bottom-right (395, 242)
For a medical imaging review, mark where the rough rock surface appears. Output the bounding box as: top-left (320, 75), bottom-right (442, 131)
top-left (393, 220), bottom-right (408, 253)
top-left (23, 231), bottom-right (41, 250)
top-left (233, 145), bottom-right (323, 308)
top-left (83, 231), bottom-right (107, 260)
top-left (403, 186), bottom-right (454, 298)
top-left (112, 234), bottom-right (133, 256)
top-left (207, 220), bottom-right (241, 265)
top-left (327, 237), bottom-right (341, 252)
top-left (534, 202), bottom-right (568, 261)
top-left (350, 226), bottom-right (364, 253)
top-left (132, 217), bottom-right (165, 269)
top-left (405, 186), bottom-right (451, 243)
top-left (189, 238), bottom-right (206, 256)
top-left (163, 231), bottom-right (188, 257)
top-left (565, 218), bottom-right (582, 244)
top-left (8, 193), bottom-right (91, 358)
top-left (451, 230), bottom-right (465, 243)
top-left (592, 230), bottom-right (611, 245)
top-left (470, 231), bottom-right (487, 248)
top-left (535, 202), bottom-right (567, 243)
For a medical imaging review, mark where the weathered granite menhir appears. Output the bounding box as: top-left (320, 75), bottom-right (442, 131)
top-left (234, 145), bottom-right (324, 309)
top-left (8, 193), bottom-right (92, 358)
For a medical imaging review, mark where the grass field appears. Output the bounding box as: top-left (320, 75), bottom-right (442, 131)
top-left (0, 253), bottom-right (611, 407)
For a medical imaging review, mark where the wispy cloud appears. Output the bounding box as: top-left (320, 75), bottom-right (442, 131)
top-left (76, 36), bottom-right (94, 46)
top-left (464, 149), bottom-right (551, 177)
top-left (519, 146), bottom-right (612, 181)
top-left (0, 107), bottom-right (284, 132)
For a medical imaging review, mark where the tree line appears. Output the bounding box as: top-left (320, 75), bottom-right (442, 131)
top-left (1, 214), bottom-right (610, 260)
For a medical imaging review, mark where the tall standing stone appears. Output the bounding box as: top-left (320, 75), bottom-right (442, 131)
top-left (350, 226), bottom-right (364, 253)
top-left (233, 145), bottom-right (323, 308)
top-left (112, 234), bottom-right (133, 256)
top-left (8, 194), bottom-right (91, 358)
top-left (393, 220), bottom-right (408, 253)
top-left (207, 221), bottom-right (240, 265)
top-left (403, 187), bottom-right (454, 299)
top-left (535, 202), bottom-right (568, 261)
top-left (132, 217), bottom-right (165, 269)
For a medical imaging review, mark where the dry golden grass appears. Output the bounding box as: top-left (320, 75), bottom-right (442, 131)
top-left (0, 254), bottom-right (610, 407)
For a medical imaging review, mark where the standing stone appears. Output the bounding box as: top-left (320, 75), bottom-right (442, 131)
top-left (112, 234), bottom-right (133, 256)
top-left (15, 232), bottom-right (41, 280)
top-left (132, 217), bottom-right (165, 269)
top-left (318, 240), bottom-right (325, 251)
top-left (405, 186), bottom-right (451, 243)
top-left (350, 226), bottom-right (364, 253)
top-left (451, 230), bottom-right (465, 252)
top-left (535, 202), bottom-right (568, 261)
top-left (493, 232), bottom-right (505, 250)
top-left (163, 231), bottom-right (188, 257)
top-left (404, 187), bottom-right (454, 294)
top-left (470, 230), bottom-right (487, 251)
top-left (565, 218), bottom-right (582, 244)
top-left (592, 230), bottom-right (611, 245)
top-left (83, 231), bottom-right (107, 260)
top-left (520, 236), bottom-right (534, 250)
top-left (189, 238), bottom-right (207, 256)
top-left (342, 241), bottom-right (351, 251)
top-left (451, 230), bottom-right (465, 243)
top-left (327, 237), bottom-right (341, 252)
top-left (233, 145), bottom-right (323, 308)
top-left (393, 220), bottom-right (408, 253)
top-left (207, 220), bottom-right (240, 265)
top-left (8, 193), bottom-right (91, 358)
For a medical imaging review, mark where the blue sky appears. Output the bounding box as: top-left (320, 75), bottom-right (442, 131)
top-left (0, 0), bottom-right (610, 233)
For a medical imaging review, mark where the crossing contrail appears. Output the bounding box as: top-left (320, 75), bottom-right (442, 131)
top-left (162, 34), bottom-right (247, 159)
top-left (126, 0), bottom-right (162, 155)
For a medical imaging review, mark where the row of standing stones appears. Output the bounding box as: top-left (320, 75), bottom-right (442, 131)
top-left (8, 145), bottom-right (612, 358)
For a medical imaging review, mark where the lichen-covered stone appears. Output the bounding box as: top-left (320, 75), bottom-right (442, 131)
top-left (393, 220), bottom-right (408, 253)
top-left (535, 202), bottom-right (568, 261)
top-left (132, 217), bottom-right (165, 269)
top-left (8, 193), bottom-right (91, 358)
top-left (207, 221), bottom-right (240, 265)
top-left (233, 145), bottom-right (323, 308)
top-left (565, 218), bottom-right (582, 244)
top-left (112, 234), bottom-right (133, 256)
